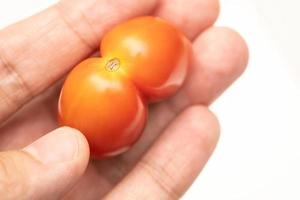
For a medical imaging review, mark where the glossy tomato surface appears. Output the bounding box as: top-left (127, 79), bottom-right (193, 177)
top-left (58, 16), bottom-right (190, 157)
top-left (101, 16), bottom-right (189, 101)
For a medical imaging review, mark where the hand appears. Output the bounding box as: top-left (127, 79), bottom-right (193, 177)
top-left (0, 0), bottom-right (248, 199)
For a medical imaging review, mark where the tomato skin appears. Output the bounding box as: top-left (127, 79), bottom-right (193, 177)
top-left (58, 16), bottom-right (190, 157)
top-left (101, 16), bottom-right (189, 101)
top-left (59, 58), bottom-right (147, 157)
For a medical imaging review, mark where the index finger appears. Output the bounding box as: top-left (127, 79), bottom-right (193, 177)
top-left (155, 0), bottom-right (219, 40)
top-left (0, 0), bottom-right (156, 123)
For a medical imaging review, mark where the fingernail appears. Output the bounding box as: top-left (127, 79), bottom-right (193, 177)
top-left (23, 127), bottom-right (80, 164)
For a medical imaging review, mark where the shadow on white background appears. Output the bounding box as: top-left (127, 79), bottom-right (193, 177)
top-left (1, 0), bottom-right (300, 199)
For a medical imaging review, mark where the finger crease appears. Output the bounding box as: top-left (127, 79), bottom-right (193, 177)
top-left (138, 158), bottom-right (180, 200)
top-left (0, 48), bottom-right (33, 108)
top-left (54, 3), bottom-right (96, 51)
top-left (77, 6), bottom-right (99, 46)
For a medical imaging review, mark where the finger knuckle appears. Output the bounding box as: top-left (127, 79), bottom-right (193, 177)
top-left (0, 47), bottom-right (33, 111)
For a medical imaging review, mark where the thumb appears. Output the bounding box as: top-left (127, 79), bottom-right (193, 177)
top-left (0, 127), bottom-right (90, 200)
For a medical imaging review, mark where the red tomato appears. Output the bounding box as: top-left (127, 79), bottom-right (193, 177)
top-left (58, 16), bottom-right (190, 157)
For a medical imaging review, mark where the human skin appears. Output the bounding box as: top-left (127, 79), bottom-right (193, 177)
top-left (0, 0), bottom-right (248, 199)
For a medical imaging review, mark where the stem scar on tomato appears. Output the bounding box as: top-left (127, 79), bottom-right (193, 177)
top-left (105, 58), bottom-right (120, 72)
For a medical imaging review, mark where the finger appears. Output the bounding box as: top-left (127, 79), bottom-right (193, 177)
top-left (0, 51), bottom-right (100, 150)
top-left (103, 106), bottom-right (219, 200)
top-left (0, 83), bottom-right (61, 150)
top-left (171, 27), bottom-right (249, 109)
top-left (0, 127), bottom-right (89, 200)
top-left (155, 0), bottom-right (219, 39)
top-left (0, 0), bottom-right (157, 123)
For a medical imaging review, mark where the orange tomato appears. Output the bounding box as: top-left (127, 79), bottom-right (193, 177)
top-left (58, 16), bottom-right (190, 157)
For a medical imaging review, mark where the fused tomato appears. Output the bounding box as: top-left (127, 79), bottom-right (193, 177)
top-left (58, 16), bottom-right (190, 157)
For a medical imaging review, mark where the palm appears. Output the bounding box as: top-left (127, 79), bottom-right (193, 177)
top-left (0, 0), bottom-right (248, 199)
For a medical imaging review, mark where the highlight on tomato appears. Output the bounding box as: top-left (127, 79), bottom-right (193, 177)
top-left (58, 16), bottom-right (190, 158)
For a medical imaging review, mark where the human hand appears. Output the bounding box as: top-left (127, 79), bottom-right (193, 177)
top-left (0, 0), bottom-right (248, 199)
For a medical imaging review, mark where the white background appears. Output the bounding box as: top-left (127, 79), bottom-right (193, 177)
top-left (1, 0), bottom-right (300, 199)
